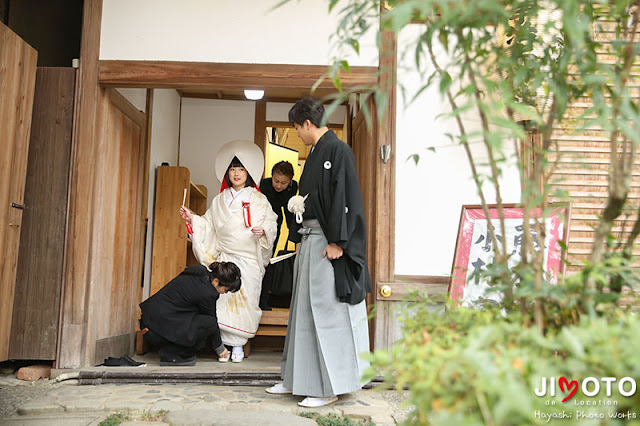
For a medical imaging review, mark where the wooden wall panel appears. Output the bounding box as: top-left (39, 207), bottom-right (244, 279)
top-left (9, 67), bottom-right (76, 360)
top-left (549, 21), bottom-right (640, 274)
top-left (0, 22), bottom-right (37, 362)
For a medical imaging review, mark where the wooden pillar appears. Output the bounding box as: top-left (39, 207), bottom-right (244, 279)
top-left (254, 100), bottom-right (267, 173)
top-left (372, 28), bottom-right (397, 350)
top-left (58, 0), bottom-right (103, 368)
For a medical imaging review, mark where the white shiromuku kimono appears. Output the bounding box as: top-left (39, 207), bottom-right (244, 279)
top-left (190, 186), bottom-right (277, 346)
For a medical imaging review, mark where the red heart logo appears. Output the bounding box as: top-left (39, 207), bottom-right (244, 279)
top-left (558, 377), bottom-right (578, 402)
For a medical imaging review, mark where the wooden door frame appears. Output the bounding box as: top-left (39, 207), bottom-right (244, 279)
top-left (61, 0), bottom-right (391, 366)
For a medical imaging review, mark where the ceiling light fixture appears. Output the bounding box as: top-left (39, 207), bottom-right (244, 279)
top-left (244, 89), bottom-right (264, 100)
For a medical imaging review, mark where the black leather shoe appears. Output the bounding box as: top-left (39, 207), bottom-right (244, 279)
top-left (159, 354), bottom-right (196, 366)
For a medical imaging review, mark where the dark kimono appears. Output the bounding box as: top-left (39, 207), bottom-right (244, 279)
top-left (140, 265), bottom-right (223, 353)
top-left (289, 130), bottom-right (372, 304)
top-left (282, 129), bottom-right (371, 398)
top-left (259, 177), bottom-right (299, 254)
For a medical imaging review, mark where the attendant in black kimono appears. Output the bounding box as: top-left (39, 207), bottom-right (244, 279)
top-left (266, 96), bottom-right (371, 408)
top-left (259, 161), bottom-right (298, 310)
top-left (139, 261), bottom-right (241, 366)
top-left (259, 161), bottom-right (298, 256)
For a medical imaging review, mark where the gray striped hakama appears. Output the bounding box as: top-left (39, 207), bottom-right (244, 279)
top-left (281, 220), bottom-right (370, 398)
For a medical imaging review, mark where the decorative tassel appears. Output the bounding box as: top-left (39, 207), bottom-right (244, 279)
top-left (288, 194), bottom-right (308, 224)
top-left (242, 201), bottom-right (252, 227)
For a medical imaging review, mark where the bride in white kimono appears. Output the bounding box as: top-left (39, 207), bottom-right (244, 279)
top-left (180, 140), bottom-right (277, 363)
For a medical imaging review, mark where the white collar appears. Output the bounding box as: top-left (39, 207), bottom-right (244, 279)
top-left (230, 186), bottom-right (248, 197)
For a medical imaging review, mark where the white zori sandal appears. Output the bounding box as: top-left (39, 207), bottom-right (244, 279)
top-left (298, 396), bottom-right (338, 408)
top-left (231, 346), bottom-right (244, 363)
top-left (265, 383), bottom-right (293, 394)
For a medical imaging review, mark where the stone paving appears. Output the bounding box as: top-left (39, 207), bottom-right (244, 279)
top-left (1, 382), bottom-right (400, 425)
top-left (0, 352), bottom-right (411, 425)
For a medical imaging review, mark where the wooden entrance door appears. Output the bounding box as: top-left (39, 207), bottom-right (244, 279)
top-left (9, 68), bottom-right (76, 360)
top-left (89, 89), bottom-right (149, 365)
top-left (0, 22), bottom-right (38, 362)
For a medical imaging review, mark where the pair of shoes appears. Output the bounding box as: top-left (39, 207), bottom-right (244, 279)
top-left (218, 352), bottom-right (230, 363)
top-left (231, 352), bottom-right (244, 363)
top-left (102, 356), bottom-right (146, 367)
top-left (122, 356), bottom-right (146, 367)
top-left (265, 383), bottom-right (292, 394)
top-left (298, 396), bottom-right (338, 408)
top-left (159, 354), bottom-right (196, 366)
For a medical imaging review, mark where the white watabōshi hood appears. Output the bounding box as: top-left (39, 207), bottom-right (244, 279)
top-left (214, 139), bottom-right (264, 186)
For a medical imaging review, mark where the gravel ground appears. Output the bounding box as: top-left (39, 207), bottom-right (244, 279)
top-left (382, 389), bottom-right (414, 424)
top-left (0, 377), bottom-right (55, 418)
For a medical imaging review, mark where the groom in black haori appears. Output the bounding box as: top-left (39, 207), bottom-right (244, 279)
top-left (266, 96), bottom-right (371, 408)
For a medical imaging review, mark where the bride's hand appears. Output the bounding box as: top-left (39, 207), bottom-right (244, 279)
top-left (180, 205), bottom-right (193, 222)
top-left (251, 226), bottom-right (265, 237)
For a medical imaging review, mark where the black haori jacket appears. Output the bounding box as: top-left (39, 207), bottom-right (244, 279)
top-left (290, 130), bottom-right (372, 304)
top-left (140, 265), bottom-right (219, 347)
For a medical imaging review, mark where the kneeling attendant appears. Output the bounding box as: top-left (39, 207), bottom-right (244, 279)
top-left (140, 262), bottom-right (241, 366)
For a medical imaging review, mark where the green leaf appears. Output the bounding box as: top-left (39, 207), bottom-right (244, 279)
top-left (439, 71), bottom-right (453, 95)
top-left (389, 2), bottom-right (415, 33)
top-left (438, 30), bottom-right (449, 53)
top-left (332, 75), bottom-right (342, 92)
top-left (407, 154), bottom-right (420, 165)
top-left (350, 38), bottom-right (360, 55)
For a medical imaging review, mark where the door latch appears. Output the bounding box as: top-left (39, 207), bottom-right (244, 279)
top-left (380, 145), bottom-right (391, 163)
top-left (11, 202), bottom-right (24, 210)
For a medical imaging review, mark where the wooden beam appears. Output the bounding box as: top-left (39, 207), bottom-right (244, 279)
top-left (98, 61), bottom-right (378, 90)
top-left (182, 92), bottom-right (308, 104)
top-left (377, 279), bottom-right (448, 301)
top-left (265, 120), bottom-right (344, 130)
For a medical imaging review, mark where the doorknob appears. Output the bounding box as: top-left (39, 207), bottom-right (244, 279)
top-left (379, 285), bottom-right (392, 298)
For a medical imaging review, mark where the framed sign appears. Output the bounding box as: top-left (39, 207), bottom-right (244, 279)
top-left (448, 203), bottom-right (570, 307)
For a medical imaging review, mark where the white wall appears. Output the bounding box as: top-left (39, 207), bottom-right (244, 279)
top-left (394, 25), bottom-right (521, 276)
top-left (115, 88), bottom-right (146, 112)
top-left (179, 98), bottom-right (255, 206)
top-left (143, 89), bottom-right (181, 299)
top-left (100, 0), bottom-right (378, 66)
